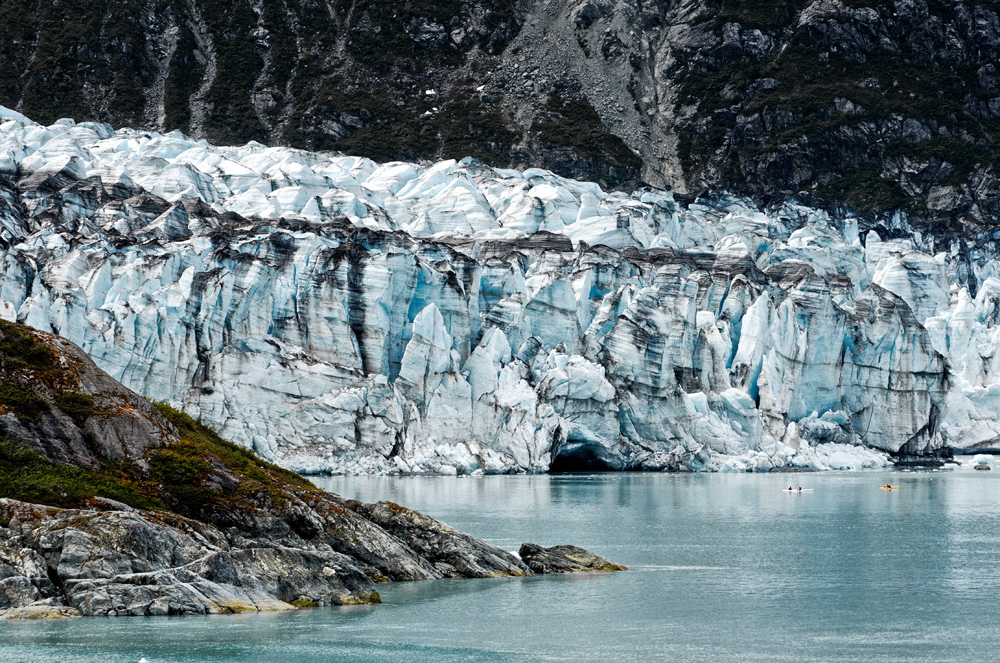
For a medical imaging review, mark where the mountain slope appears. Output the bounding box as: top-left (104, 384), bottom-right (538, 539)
top-left (1, 1), bottom-right (997, 219)
top-left (0, 318), bottom-right (174, 471)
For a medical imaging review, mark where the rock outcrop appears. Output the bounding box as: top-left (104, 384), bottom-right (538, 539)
top-left (0, 495), bottom-right (523, 618)
top-left (0, 319), bottom-right (176, 469)
top-left (518, 543), bottom-right (627, 574)
top-left (349, 501), bottom-right (529, 579)
top-left (0, 498), bottom-right (380, 617)
top-left (2, 110), bottom-right (997, 474)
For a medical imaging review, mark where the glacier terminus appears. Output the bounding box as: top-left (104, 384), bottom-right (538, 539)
top-left (1, 107), bottom-right (998, 475)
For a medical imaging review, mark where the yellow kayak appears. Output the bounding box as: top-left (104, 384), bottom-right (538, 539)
top-left (879, 486), bottom-right (898, 490)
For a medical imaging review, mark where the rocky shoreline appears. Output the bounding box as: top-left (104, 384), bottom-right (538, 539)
top-left (0, 495), bottom-right (623, 619)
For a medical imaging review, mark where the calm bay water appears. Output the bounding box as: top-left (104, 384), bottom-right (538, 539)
top-left (3, 469), bottom-right (1000, 662)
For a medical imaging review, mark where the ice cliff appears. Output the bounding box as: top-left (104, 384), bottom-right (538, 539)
top-left (2, 108), bottom-right (998, 474)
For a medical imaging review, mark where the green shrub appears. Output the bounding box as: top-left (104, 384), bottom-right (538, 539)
top-left (0, 382), bottom-right (50, 421)
top-left (0, 439), bottom-right (157, 510)
top-left (0, 320), bottom-right (56, 369)
top-left (150, 446), bottom-right (212, 485)
top-left (152, 401), bottom-right (315, 490)
top-left (54, 392), bottom-right (99, 425)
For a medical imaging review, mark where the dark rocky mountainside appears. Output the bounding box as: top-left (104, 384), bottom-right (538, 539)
top-left (1, 0), bottom-right (997, 221)
top-left (0, 321), bottom-right (620, 618)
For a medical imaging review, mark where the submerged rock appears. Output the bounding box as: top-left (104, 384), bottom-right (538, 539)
top-left (518, 543), bottom-right (626, 574)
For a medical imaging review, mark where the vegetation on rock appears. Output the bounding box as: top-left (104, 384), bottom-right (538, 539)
top-left (0, 321), bottom-right (614, 619)
top-left (0, 399), bottom-right (317, 514)
top-left (0, 319), bottom-right (317, 519)
top-left (0, 400), bottom-right (319, 519)
top-left (0, 438), bottom-right (156, 510)
top-left (677, 0), bottom-right (1000, 221)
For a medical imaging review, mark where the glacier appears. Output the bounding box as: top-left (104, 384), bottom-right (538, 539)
top-left (1, 107), bottom-right (999, 474)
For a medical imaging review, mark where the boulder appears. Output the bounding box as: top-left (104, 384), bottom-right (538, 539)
top-left (517, 543), bottom-right (626, 574)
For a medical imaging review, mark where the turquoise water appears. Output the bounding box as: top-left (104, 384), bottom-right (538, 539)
top-left (3, 469), bottom-right (1000, 662)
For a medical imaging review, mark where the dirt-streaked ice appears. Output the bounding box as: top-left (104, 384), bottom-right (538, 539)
top-left (2, 108), bottom-right (996, 474)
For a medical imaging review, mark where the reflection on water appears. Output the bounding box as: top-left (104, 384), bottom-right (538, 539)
top-left (3, 469), bottom-right (999, 663)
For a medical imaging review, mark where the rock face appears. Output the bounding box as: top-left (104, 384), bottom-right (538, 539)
top-left (1, 110), bottom-right (999, 474)
top-left (0, 319), bottom-right (176, 469)
top-left (0, 499), bottom-right (375, 617)
top-left (1, 1), bottom-right (998, 219)
top-left (0, 496), bottom-right (528, 618)
top-left (518, 543), bottom-right (627, 574)
top-left (350, 501), bottom-right (530, 579)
